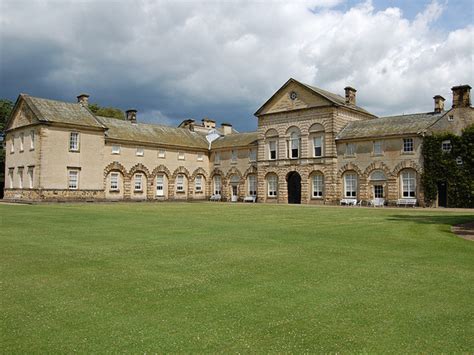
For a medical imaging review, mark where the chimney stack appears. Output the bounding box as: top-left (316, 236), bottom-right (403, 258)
top-left (433, 95), bottom-right (445, 113)
top-left (221, 123), bottom-right (233, 135)
top-left (126, 109), bottom-right (137, 123)
top-left (451, 85), bottom-right (471, 108)
top-left (202, 118), bottom-right (216, 129)
top-left (344, 86), bottom-right (357, 105)
top-left (77, 93), bottom-right (89, 106)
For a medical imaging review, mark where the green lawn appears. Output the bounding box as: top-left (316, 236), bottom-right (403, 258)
top-left (1, 203), bottom-right (473, 353)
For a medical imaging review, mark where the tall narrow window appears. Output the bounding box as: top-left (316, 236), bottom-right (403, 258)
top-left (10, 136), bottom-right (14, 153)
top-left (110, 172), bottom-right (119, 190)
top-left (112, 145), bottom-right (120, 154)
top-left (69, 132), bottom-right (79, 151)
top-left (156, 174), bottom-right (164, 196)
top-left (214, 152), bottom-right (221, 164)
top-left (289, 131), bottom-right (299, 158)
top-left (68, 169), bottom-right (79, 189)
top-left (403, 138), bottom-right (414, 152)
top-left (231, 150), bottom-right (237, 162)
top-left (312, 174), bottom-right (324, 198)
top-left (213, 175), bottom-right (222, 195)
top-left (176, 174), bottom-right (184, 192)
top-left (269, 141), bottom-right (277, 160)
top-left (8, 168), bottom-right (14, 188)
top-left (134, 173), bottom-right (143, 191)
top-left (249, 149), bottom-right (257, 162)
top-left (30, 130), bottom-right (35, 150)
top-left (401, 170), bottom-right (416, 198)
top-left (27, 167), bottom-right (34, 188)
top-left (195, 175), bottom-right (203, 192)
top-left (344, 173), bottom-right (357, 197)
top-left (267, 175), bottom-right (277, 196)
top-left (313, 136), bottom-right (323, 157)
top-left (373, 141), bottom-right (383, 155)
top-left (248, 175), bottom-right (257, 196)
top-left (20, 133), bottom-right (24, 152)
top-left (17, 167), bottom-right (24, 189)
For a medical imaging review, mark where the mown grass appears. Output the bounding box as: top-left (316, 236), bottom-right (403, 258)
top-left (0, 202), bottom-right (473, 353)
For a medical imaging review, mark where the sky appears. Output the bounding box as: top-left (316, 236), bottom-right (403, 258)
top-left (0, 0), bottom-right (472, 132)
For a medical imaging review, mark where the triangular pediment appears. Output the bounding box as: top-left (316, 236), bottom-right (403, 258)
top-left (5, 95), bottom-right (42, 131)
top-left (254, 78), bottom-right (334, 116)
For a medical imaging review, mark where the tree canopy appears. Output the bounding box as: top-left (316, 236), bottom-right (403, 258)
top-left (88, 103), bottom-right (125, 120)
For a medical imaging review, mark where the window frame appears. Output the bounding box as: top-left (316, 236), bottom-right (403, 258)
top-left (373, 140), bottom-right (383, 155)
top-left (17, 167), bottom-right (24, 189)
top-left (248, 174), bottom-right (257, 196)
top-left (30, 130), bottom-right (35, 150)
top-left (69, 132), bottom-right (80, 152)
top-left (178, 151), bottom-right (185, 161)
top-left (158, 149), bottom-right (166, 158)
top-left (441, 140), bottom-right (452, 153)
top-left (213, 175), bottom-right (222, 195)
top-left (134, 173), bottom-right (143, 191)
top-left (27, 166), bottom-right (34, 189)
top-left (345, 143), bottom-right (356, 157)
top-left (111, 145), bottom-right (121, 155)
top-left (110, 172), bottom-right (119, 191)
top-left (136, 147), bottom-right (144, 157)
top-left (214, 152), bottom-right (221, 165)
top-left (313, 135), bottom-right (323, 158)
top-left (344, 173), bottom-right (357, 198)
top-left (312, 174), bottom-right (324, 198)
top-left (249, 148), bottom-right (257, 162)
top-left (268, 140), bottom-right (277, 160)
top-left (68, 169), bottom-right (79, 190)
top-left (10, 136), bottom-right (14, 154)
top-left (197, 153), bottom-right (204, 162)
top-left (176, 174), bottom-right (185, 192)
top-left (401, 170), bottom-right (416, 198)
top-left (403, 138), bottom-right (414, 153)
top-left (156, 174), bottom-right (165, 196)
top-left (19, 132), bottom-right (24, 152)
top-left (8, 168), bottom-right (14, 188)
top-left (288, 131), bottom-right (300, 159)
top-left (195, 175), bottom-right (203, 192)
top-left (231, 149), bottom-right (237, 163)
top-left (267, 175), bottom-right (278, 197)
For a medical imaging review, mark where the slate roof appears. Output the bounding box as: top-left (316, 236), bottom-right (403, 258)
top-left (336, 112), bottom-right (445, 140)
top-left (97, 116), bottom-right (209, 149)
top-left (211, 132), bottom-right (259, 149)
top-left (24, 95), bottom-right (105, 128)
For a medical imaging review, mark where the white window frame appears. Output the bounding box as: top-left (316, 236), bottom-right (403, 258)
top-left (8, 168), bottom-right (14, 188)
top-left (288, 132), bottom-right (300, 159)
top-left (344, 173), bottom-right (357, 198)
top-left (401, 170), bottom-right (416, 198)
top-left (313, 135), bottom-right (323, 157)
top-left (176, 174), bottom-right (185, 192)
top-left (110, 172), bottom-right (119, 191)
top-left (267, 175), bottom-right (278, 197)
top-left (178, 151), bottom-right (185, 160)
top-left (30, 130), bottom-right (35, 150)
top-left (156, 174), bottom-right (164, 196)
top-left (213, 175), bottom-right (222, 195)
top-left (134, 173), bottom-right (143, 191)
top-left (441, 140), bottom-right (452, 152)
top-left (112, 145), bottom-right (121, 155)
top-left (158, 149), bottom-right (166, 158)
top-left (68, 169), bottom-right (79, 190)
top-left (312, 174), bottom-right (324, 198)
top-left (448, 115), bottom-right (454, 121)
top-left (17, 167), bottom-right (24, 189)
top-left (403, 138), bottom-right (414, 153)
top-left (268, 140), bottom-right (277, 160)
top-left (136, 147), bottom-right (144, 157)
top-left (374, 185), bottom-right (384, 198)
top-left (195, 175), bottom-right (203, 192)
top-left (27, 167), bottom-right (34, 188)
top-left (69, 132), bottom-right (79, 152)
top-left (248, 175), bottom-right (257, 196)
top-left (197, 153), bottom-right (204, 162)
top-left (373, 141), bottom-right (383, 155)
top-left (19, 133), bottom-right (24, 152)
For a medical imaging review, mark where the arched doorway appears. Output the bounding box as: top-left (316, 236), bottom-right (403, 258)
top-left (287, 171), bottom-right (301, 204)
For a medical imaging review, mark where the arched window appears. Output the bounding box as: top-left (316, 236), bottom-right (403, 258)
top-left (213, 175), bottom-right (222, 195)
top-left (287, 127), bottom-right (300, 159)
top-left (344, 172), bottom-right (358, 198)
top-left (267, 174), bottom-right (278, 197)
top-left (400, 170), bottom-right (416, 198)
top-left (312, 173), bottom-right (324, 198)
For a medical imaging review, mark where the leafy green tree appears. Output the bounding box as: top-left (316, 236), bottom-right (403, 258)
top-left (88, 103), bottom-right (125, 120)
top-left (0, 99), bottom-right (14, 195)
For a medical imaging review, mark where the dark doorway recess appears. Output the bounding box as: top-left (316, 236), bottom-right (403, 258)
top-left (287, 171), bottom-right (301, 204)
top-left (438, 181), bottom-right (448, 207)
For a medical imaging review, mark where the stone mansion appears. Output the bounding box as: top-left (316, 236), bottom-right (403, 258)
top-left (4, 78), bottom-right (473, 206)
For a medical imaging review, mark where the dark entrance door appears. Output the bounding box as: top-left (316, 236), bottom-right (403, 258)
top-left (287, 171), bottom-right (301, 204)
top-left (438, 181), bottom-right (448, 207)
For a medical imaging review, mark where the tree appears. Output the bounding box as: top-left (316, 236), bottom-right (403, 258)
top-left (0, 99), bottom-right (14, 197)
top-left (88, 103), bottom-right (125, 120)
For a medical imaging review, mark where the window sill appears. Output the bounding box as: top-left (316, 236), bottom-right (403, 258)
top-left (311, 196), bottom-right (323, 199)
top-left (401, 151), bottom-right (415, 155)
top-left (29, 148), bottom-right (35, 152)
top-left (344, 154), bottom-right (356, 158)
top-left (267, 195), bottom-right (277, 198)
top-left (112, 152), bottom-right (120, 155)
top-left (195, 190), bottom-right (203, 194)
top-left (231, 161), bottom-right (237, 164)
top-left (69, 150), bottom-right (80, 153)
top-left (134, 189), bottom-right (143, 193)
top-left (109, 189), bottom-right (120, 193)
top-left (372, 153), bottom-right (384, 157)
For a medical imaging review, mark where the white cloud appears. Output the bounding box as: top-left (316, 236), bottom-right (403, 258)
top-left (0, 0), bottom-right (472, 128)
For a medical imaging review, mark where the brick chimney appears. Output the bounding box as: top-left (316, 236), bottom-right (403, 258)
top-left (451, 85), bottom-right (471, 108)
top-left (202, 118), bottom-right (216, 129)
top-left (77, 93), bottom-right (89, 106)
top-left (344, 86), bottom-right (357, 105)
top-left (126, 109), bottom-right (137, 123)
top-left (433, 95), bottom-right (445, 113)
top-left (221, 123), bottom-right (232, 135)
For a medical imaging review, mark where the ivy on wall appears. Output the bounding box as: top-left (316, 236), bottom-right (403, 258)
top-left (421, 125), bottom-right (474, 208)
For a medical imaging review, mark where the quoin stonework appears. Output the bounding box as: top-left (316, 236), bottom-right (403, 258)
top-left (4, 79), bottom-right (473, 206)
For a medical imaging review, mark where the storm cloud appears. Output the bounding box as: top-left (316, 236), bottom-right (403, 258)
top-left (0, 0), bottom-right (472, 131)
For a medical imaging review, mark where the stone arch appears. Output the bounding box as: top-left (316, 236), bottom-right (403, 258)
top-left (363, 161), bottom-right (392, 179)
top-left (191, 167), bottom-right (208, 180)
top-left (307, 169), bottom-right (325, 180)
top-left (225, 167), bottom-right (243, 180)
top-left (285, 125), bottom-right (301, 137)
top-left (129, 163), bottom-right (150, 178)
top-left (243, 165), bottom-right (258, 179)
top-left (210, 168), bottom-right (225, 179)
top-left (264, 128), bottom-right (279, 138)
top-left (104, 161), bottom-right (128, 178)
top-left (151, 164), bottom-right (171, 179)
top-left (338, 163), bottom-right (363, 179)
top-left (309, 123), bottom-right (325, 133)
top-left (392, 160), bottom-right (422, 176)
top-left (171, 166), bottom-right (190, 179)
